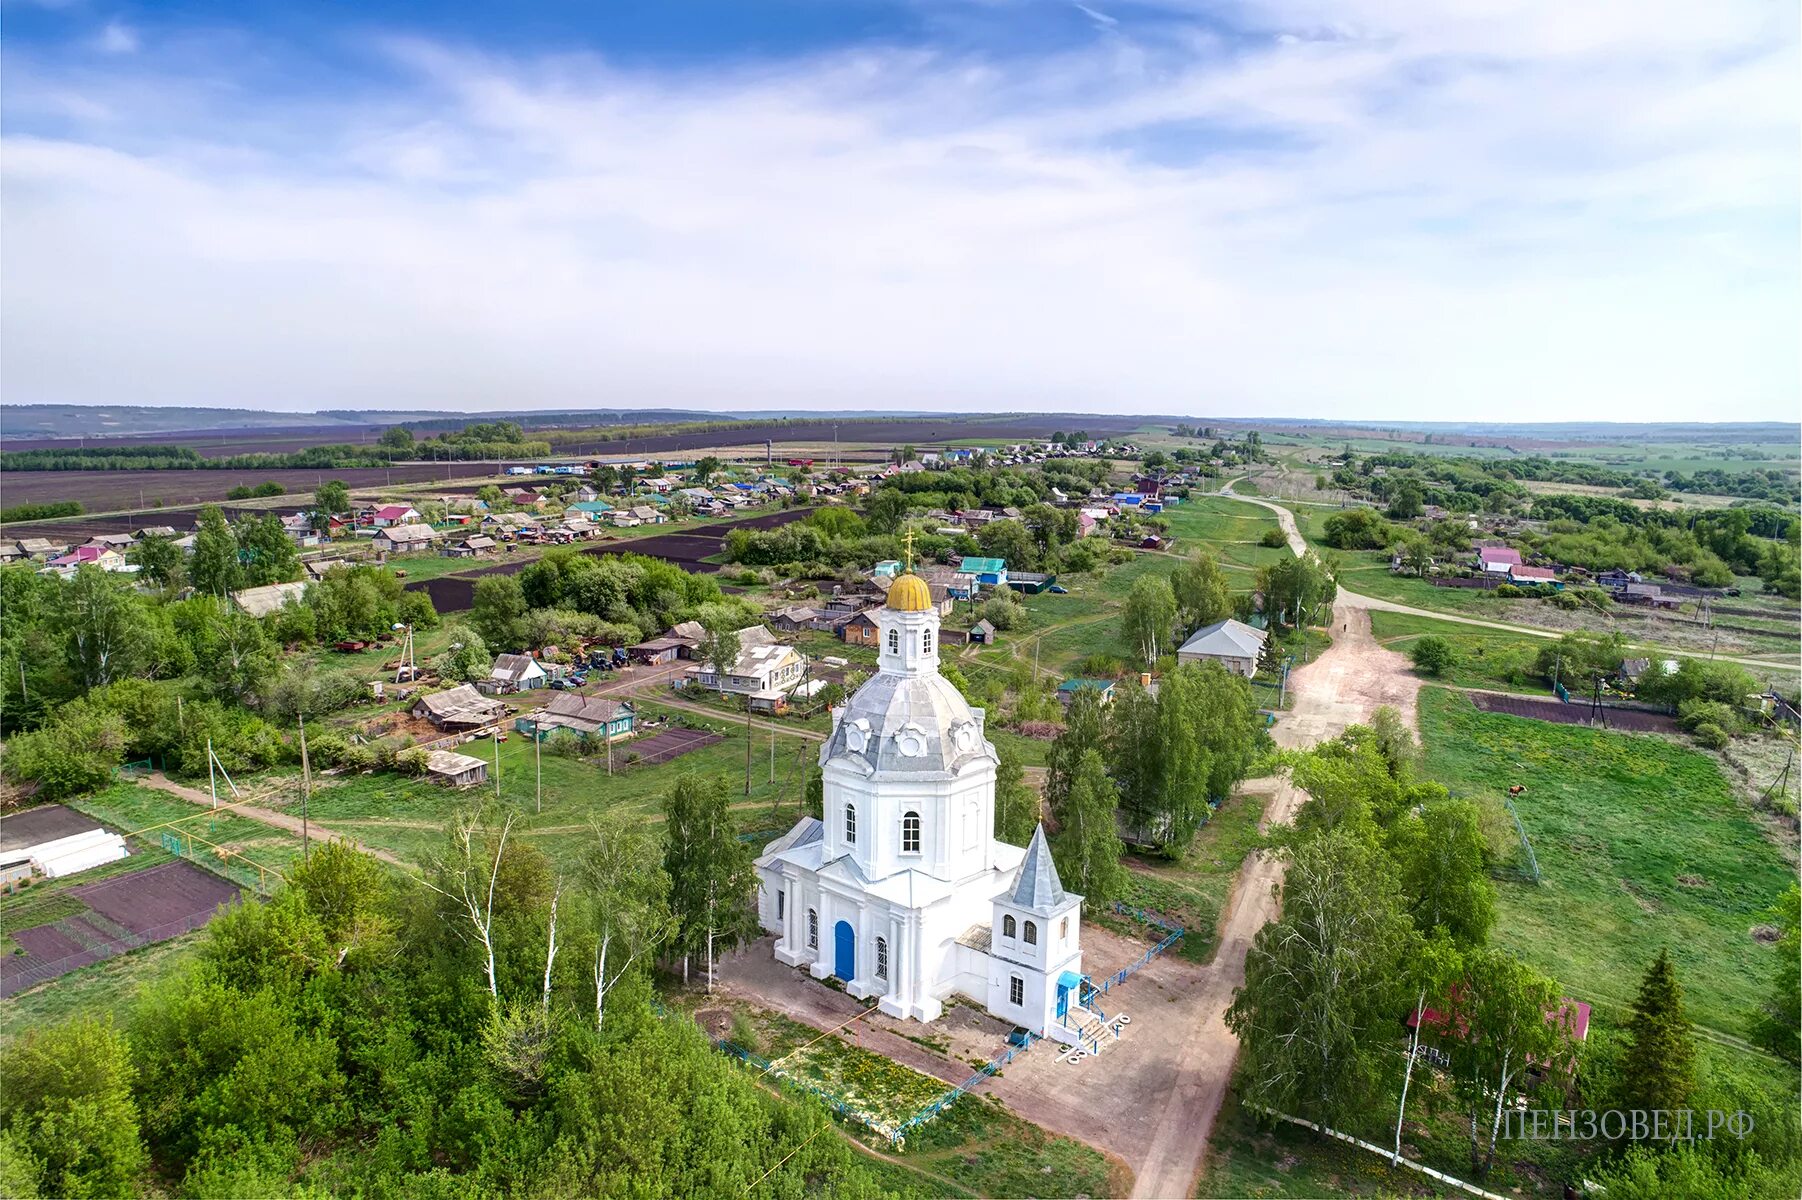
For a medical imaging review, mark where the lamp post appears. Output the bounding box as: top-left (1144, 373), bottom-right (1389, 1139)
top-left (392, 622), bottom-right (415, 683)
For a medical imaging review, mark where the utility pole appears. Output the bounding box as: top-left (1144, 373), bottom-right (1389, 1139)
top-left (744, 702), bottom-right (754, 796)
top-left (534, 717), bottom-right (543, 815)
top-left (493, 730), bottom-right (501, 803)
top-left (769, 724), bottom-right (776, 786)
top-left (298, 715), bottom-right (312, 864)
top-left (207, 736), bottom-right (218, 813)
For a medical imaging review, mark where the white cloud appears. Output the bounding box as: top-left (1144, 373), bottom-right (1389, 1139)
top-left (1, 3), bottom-right (1796, 419)
top-left (94, 20), bottom-right (139, 55)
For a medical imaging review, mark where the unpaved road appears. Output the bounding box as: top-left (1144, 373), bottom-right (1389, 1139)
top-left (1127, 599), bottom-right (1420, 1199)
top-left (1226, 487), bottom-right (1794, 671)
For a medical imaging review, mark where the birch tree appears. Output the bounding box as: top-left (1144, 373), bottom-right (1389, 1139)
top-left (424, 811), bottom-right (515, 1001)
top-left (1391, 933), bottom-right (1461, 1165)
top-left (583, 809), bottom-right (675, 1031)
top-left (1435, 949), bottom-right (1567, 1175)
top-left (1225, 830), bottom-right (1412, 1129)
top-left (1121, 574), bottom-right (1177, 668)
top-left (663, 776), bottom-right (757, 988)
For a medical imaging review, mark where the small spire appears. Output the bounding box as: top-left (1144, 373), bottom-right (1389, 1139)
top-left (1009, 823), bottom-right (1067, 910)
top-left (902, 528), bottom-right (915, 572)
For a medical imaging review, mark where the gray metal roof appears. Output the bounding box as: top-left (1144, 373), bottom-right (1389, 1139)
top-left (1178, 618), bottom-right (1267, 660)
top-left (823, 668), bottom-right (994, 777)
top-left (1007, 824), bottom-right (1069, 912)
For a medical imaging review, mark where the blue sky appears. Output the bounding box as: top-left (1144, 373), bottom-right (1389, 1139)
top-left (3, 0), bottom-right (1797, 419)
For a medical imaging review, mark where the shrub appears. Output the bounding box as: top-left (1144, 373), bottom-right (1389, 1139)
top-left (1692, 723), bottom-right (1730, 751)
top-left (1677, 700), bottom-right (1739, 736)
top-left (1408, 636), bottom-right (1458, 677)
top-left (1547, 589), bottom-right (1581, 610)
top-left (1492, 584), bottom-right (1524, 598)
top-left (1259, 528), bottom-right (1288, 548)
top-left (978, 596), bottom-right (1023, 631)
top-left (395, 747), bottom-right (432, 776)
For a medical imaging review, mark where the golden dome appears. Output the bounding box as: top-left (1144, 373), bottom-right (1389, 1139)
top-left (886, 572), bottom-right (933, 612)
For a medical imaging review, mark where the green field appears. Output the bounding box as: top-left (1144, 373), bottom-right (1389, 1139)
top-left (1368, 610), bottom-right (1555, 695)
top-left (1418, 688), bottom-right (1793, 1040)
top-left (1161, 497), bottom-right (1291, 572)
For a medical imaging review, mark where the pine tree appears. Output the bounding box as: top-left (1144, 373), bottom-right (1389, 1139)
top-left (1621, 948), bottom-right (1696, 1114)
top-left (1050, 749), bottom-right (1127, 901)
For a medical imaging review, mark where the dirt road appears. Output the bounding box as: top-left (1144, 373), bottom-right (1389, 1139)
top-left (1128, 602), bottom-right (1421, 1199)
top-left (1224, 487), bottom-right (1794, 671)
top-left (134, 772), bottom-right (411, 869)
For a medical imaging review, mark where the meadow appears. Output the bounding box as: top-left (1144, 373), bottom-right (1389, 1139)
top-left (1418, 687), bottom-right (1792, 1041)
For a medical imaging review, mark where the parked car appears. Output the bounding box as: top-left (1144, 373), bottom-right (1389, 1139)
top-left (1047, 584), bottom-right (1069, 594)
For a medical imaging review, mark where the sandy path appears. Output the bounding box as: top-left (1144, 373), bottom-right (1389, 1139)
top-left (132, 772), bottom-right (411, 868)
top-left (1127, 598), bottom-right (1420, 1199)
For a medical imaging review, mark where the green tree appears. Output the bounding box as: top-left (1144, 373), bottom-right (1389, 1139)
top-left (662, 775), bottom-right (758, 986)
top-left (236, 512), bottom-right (301, 586)
top-left (694, 604), bottom-right (744, 695)
top-left (1226, 830), bottom-right (1413, 1129)
top-left (584, 809), bottom-right (676, 1030)
top-left (63, 566), bottom-right (149, 690)
top-left (0, 1016), bottom-right (146, 1197)
top-left (692, 456), bottom-right (721, 485)
top-left (994, 745), bottom-right (1040, 844)
top-left (379, 425), bottom-right (415, 450)
top-left (977, 518), bottom-right (1036, 572)
top-left (314, 479), bottom-right (351, 517)
top-left (471, 576), bottom-right (529, 651)
top-left (1391, 799), bottom-right (1495, 947)
top-left (1400, 536), bottom-right (1433, 577)
top-left (1051, 749), bottom-right (1127, 901)
top-left (435, 626), bottom-right (494, 683)
top-left (1171, 551), bottom-right (1232, 633)
top-left (1621, 948), bottom-right (1697, 1115)
top-left (1436, 949), bottom-right (1569, 1173)
top-left (864, 489), bottom-right (909, 535)
top-left (1408, 636), bottom-right (1457, 676)
top-left (1046, 687), bottom-right (1106, 818)
top-left (127, 534), bottom-right (184, 589)
top-left (190, 506), bottom-right (242, 597)
top-left (1121, 574), bottom-right (1177, 668)
top-left (1257, 552), bottom-right (1337, 629)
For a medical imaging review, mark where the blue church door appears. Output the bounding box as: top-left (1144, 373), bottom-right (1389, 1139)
top-left (833, 921), bottom-right (855, 981)
top-left (1056, 981), bottom-right (1070, 1019)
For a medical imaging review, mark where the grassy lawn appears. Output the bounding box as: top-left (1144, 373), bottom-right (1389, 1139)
top-left (885, 1092), bottom-right (1127, 1199)
top-left (1368, 610), bottom-right (1555, 695)
top-left (1161, 497), bottom-right (1291, 572)
top-left (67, 784), bottom-right (301, 891)
top-left (1418, 687), bottom-right (1793, 1039)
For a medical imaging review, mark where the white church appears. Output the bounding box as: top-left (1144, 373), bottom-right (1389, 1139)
top-left (756, 570), bottom-right (1089, 1036)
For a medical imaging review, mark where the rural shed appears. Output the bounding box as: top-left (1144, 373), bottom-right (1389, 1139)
top-left (518, 694), bottom-right (635, 742)
top-left (411, 684), bottom-right (507, 730)
top-left (1176, 618), bottom-right (1268, 678)
top-left (426, 750), bottom-right (489, 788)
top-left (967, 618), bottom-right (997, 645)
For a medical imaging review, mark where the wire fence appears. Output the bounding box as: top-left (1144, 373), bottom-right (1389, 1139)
top-left (0, 910), bottom-right (219, 997)
top-left (891, 1030), bottom-right (1038, 1145)
top-left (1495, 793), bottom-right (1542, 885)
top-left (1083, 901), bottom-right (1186, 1010)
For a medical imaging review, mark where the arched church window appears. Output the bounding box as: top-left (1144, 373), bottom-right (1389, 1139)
top-left (923, 628), bottom-right (933, 654)
top-left (902, 811), bottom-right (921, 853)
top-left (1024, 920), bottom-right (1038, 945)
top-left (845, 803), bottom-right (857, 844)
top-left (1060, 917), bottom-right (1068, 940)
top-left (875, 937), bottom-right (889, 980)
top-left (887, 628), bottom-right (899, 653)
top-left (1003, 915), bottom-right (1016, 939)
top-left (1009, 975), bottom-right (1024, 1006)
top-left (807, 910), bottom-right (818, 949)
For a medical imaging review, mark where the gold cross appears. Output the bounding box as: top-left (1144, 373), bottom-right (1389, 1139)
top-left (902, 529), bottom-right (915, 571)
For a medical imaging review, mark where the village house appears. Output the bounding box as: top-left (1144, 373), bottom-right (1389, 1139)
top-left (1056, 678), bottom-right (1116, 708)
top-left (957, 556), bottom-right (1009, 588)
top-left (445, 535), bottom-right (498, 558)
top-left (364, 504), bottom-right (420, 528)
top-left (1176, 618), bottom-right (1268, 678)
top-left (694, 628), bottom-right (807, 711)
top-left (231, 580), bottom-right (310, 618)
top-left (15, 538), bottom-right (64, 561)
top-left (487, 654), bottom-right (548, 693)
top-left (372, 524), bottom-right (440, 555)
top-left (842, 610), bottom-right (881, 647)
top-left (516, 693), bottom-right (636, 742)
